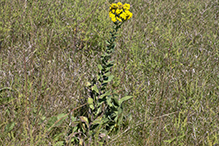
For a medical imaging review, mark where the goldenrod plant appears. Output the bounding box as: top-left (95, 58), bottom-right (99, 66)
top-left (65, 2), bottom-right (133, 145)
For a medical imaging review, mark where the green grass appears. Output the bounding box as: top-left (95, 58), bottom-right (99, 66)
top-left (0, 0), bottom-right (218, 145)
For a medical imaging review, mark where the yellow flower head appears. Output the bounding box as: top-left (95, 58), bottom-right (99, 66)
top-left (117, 2), bottom-right (123, 9)
top-left (109, 11), bottom-right (115, 18)
top-left (110, 3), bottom-right (118, 9)
top-left (111, 9), bottom-right (115, 13)
top-left (111, 16), bottom-right (117, 22)
top-left (116, 17), bottom-right (122, 22)
top-left (123, 3), bottom-right (130, 10)
top-left (128, 13), bottom-right (133, 19)
top-left (120, 12), bottom-right (127, 20)
top-left (116, 9), bottom-right (123, 15)
top-left (109, 2), bottom-right (132, 22)
top-left (125, 10), bottom-right (133, 20)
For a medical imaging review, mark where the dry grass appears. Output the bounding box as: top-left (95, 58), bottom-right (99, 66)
top-left (0, 0), bottom-right (218, 145)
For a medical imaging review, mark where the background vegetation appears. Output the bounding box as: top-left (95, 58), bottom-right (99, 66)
top-left (0, 0), bottom-right (218, 145)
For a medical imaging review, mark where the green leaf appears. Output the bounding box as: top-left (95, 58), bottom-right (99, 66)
top-left (81, 123), bottom-right (87, 133)
top-left (105, 67), bottom-right (112, 72)
top-left (5, 122), bottom-right (15, 132)
top-left (57, 113), bottom-right (66, 120)
top-left (119, 96), bottom-right (132, 105)
top-left (106, 40), bottom-right (110, 45)
top-left (95, 107), bottom-right (102, 116)
top-left (71, 116), bottom-right (77, 122)
top-left (46, 113), bottom-right (66, 131)
top-left (108, 75), bottom-right (114, 81)
top-left (103, 72), bottom-right (111, 77)
top-left (164, 137), bottom-right (176, 143)
top-left (79, 116), bottom-right (89, 127)
top-left (97, 74), bottom-right (101, 81)
top-left (106, 96), bottom-right (113, 107)
top-left (89, 104), bottom-right (95, 110)
top-left (88, 97), bottom-right (93, 104)
top-left (97, 64), bottom-right (103, 70)
top-left (85, 81), bottom-right (91, 87)
top-left (112, 97), bottom-right (119, 106)
top-left (88, 97), bottom-right (94, 110)
top-left (106, 61), bottom-right (114, 67)
top-left (46, 116), bottom-right (57, 129)
top-left (53, 133), bottom-right (64, 142)
top-left (103, 75), bottom-right (114, 83)
top-left (92, 84), bottom-right (99, 94)
top-left (103, 52), bottom-right (111, 57)
top-left (55, 141), bottom-right (64, 146)
top-left (114, 114), bottom-right (119, 122)
top-left (91, 116), bottom-right (102, 126)
top-left (56, 113), bottom-right (66, 126)
top-left (99, 91), bottom-right (110, 99)
top-left (0, 87), bottom-right (13, 93)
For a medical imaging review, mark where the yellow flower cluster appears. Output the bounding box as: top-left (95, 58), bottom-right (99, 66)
top-left (109, 2), bottom-right (133, 23)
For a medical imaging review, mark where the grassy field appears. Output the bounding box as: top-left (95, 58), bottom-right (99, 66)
top-left (0, 0), bottom-right (218, 145)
